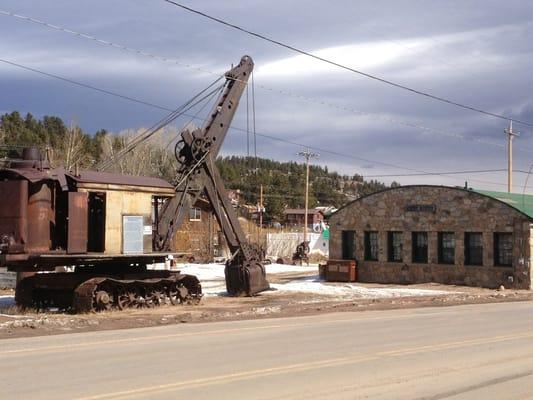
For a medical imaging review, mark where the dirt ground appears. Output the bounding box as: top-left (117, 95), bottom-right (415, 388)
top-left (1, 272), bottom-right (532, 339)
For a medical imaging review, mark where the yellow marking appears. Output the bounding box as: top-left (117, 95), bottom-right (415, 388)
top-left (76, 330), bottom-right (533, 400)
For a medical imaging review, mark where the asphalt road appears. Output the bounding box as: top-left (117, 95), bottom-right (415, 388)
top-left (2, 302), bottom-right (533, 400)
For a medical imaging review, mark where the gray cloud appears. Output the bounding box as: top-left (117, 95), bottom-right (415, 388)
top-left (1, 0), bottom-right (533, 192)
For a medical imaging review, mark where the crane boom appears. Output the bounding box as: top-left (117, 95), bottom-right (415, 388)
top-left (154, 55), bottom-right (269, 296)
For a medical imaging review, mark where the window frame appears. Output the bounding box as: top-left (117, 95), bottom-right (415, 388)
top-left (411, 232), bottom-right (428, 264)
top-left (387, 231), bottom-right (403, 262)
top-left (494, 232), bottom-right (513, 267)
top-left (364, 231), bottom-right (379, 261)
top-left (189, 207), bottom-right (202, 222)
top-left (464, 232), bottom-right (483, 266)
top-left (438, 232), bottom-right (455, 265)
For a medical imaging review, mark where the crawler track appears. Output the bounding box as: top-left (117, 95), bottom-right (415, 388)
top-left (16, 272), bottom-right (202, 313)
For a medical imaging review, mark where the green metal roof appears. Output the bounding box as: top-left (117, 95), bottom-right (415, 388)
top-left (473, 189), bottom-right (533, 219)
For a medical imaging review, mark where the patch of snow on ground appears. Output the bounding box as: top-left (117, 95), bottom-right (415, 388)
top-left (175, 263), bottom-right (454, 299)
top-left (266, 263), bottom-right (318, 274)
top-left (175, 263), bottom-right (319, 296)
top-left (268, 276), bottom-right (453, 299)
top-left (176, 263), bottom-right (226, 280)
top-left (176, 262), bottom-right (317, 281)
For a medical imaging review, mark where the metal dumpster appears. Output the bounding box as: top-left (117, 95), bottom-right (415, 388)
top-left (325, 259), bottom-right (357, 282)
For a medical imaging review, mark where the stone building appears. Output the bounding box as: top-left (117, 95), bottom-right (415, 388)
top-left (329, 185), bottom-right (533, 289)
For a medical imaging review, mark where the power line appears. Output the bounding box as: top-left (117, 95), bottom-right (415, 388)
top-left (0, 10), bottom-right (217, 79)
top-left (162, 0), bottom-right (533, 128)
top-left (0, 58), bottom-right (172, 112)
top-left (0, 9), bottom-right (523, 151)
top-left (364, 169), bottom-right (509, 178)
top-left (0, 56), bottom-right (522, 188)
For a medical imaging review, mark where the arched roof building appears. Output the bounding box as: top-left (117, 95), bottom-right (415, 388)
top-left (329, 185), bottom-right (533, 289)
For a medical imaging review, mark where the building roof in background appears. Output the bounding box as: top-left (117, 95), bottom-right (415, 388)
top-left (473, 189), bottom-right (533, 219)
top-left (284, 208), bottom-right (324, 215)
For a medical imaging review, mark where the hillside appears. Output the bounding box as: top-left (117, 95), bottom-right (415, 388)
top-left (216, 156), bottom-right (398, 221)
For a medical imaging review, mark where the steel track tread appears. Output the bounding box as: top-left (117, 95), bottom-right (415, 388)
top-left (73, 274), bottom-right (202, 313)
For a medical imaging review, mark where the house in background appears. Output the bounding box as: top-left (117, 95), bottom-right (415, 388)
top-left (284, 208), bottom-right (325, 230)
top-left (173, 198), bottom-right (228, 261)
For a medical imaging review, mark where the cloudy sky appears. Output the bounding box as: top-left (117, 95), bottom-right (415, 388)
top-left (1, 0), bottom-right (533, 192)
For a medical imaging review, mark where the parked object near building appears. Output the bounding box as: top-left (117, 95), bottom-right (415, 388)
top-left (323, 259), bottom-right (357, 282)
top-left (292, 241), bottom-right (310, 265)
top-left (329, 185), bottom-right (533, 289)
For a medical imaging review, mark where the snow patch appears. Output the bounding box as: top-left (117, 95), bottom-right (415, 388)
top-left (268, 276), bottom-right (453, 299)
top-left (175, 262), bottom-right (317, 281)
top-left (176, 263), bottom-right (453, 299)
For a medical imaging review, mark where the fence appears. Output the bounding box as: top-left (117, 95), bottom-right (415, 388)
top-left (266, 232), bottom-right (329, 259)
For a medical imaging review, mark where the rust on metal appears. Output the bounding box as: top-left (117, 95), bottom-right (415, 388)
top-left (69, 170), bottom-right (173, 189)
top-left (27, 181), bottom-right (54, 253)
top-left (16, 271), bottom-right (202, 312)
top-left (0, 180), bottom-right (28, 254)
top-left (67, 192), bottom-right (88, 253)
top-left (325, 259), bottom-right (357, 282)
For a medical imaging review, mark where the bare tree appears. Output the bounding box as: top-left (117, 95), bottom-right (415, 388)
top-left (50, 123), bottom-right (89, 170)
top-left (99, 127), bottom-right (178, 178)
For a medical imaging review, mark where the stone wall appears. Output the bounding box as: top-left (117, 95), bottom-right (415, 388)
top-left (329, 186), bottom-right (532, 289)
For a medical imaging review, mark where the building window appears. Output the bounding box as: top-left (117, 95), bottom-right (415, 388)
top-left (412, 232), bottom-right (428, 263)
top-left (189, 207), bottom-right (201, 221)
top-left (494, 233), bottom-right (512, 267)
top-left (364, 231), bottom-right (379, 261)
top-left (388, 231), bottom-right (403, 262)
top-left (438, 232), bottom-right (455, 264)
top-left (465, 232), bottom-right (483, 266)
top-left (341, 230), bottom-right (356, 260)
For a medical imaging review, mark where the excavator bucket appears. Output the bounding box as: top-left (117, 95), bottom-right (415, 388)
top-left (225, 261), bottom-right (270, 296)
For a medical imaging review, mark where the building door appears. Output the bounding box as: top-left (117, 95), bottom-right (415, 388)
top-left (88, 192), bottom-right (106, 252)
top-left (341, 230), bottom-right (356, 260)
top-left (67, 192), bottom-right (88, 254)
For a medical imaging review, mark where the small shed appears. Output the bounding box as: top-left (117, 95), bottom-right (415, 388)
top-left (68, 171), bottom-right (175, 254)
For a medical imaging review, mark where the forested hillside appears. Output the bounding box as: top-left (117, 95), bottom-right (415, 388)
top-left (216, 156), bottom-right (397, 220)
top-left (1, 112), bottom-right (398, 220)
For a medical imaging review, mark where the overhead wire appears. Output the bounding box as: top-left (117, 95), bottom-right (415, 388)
top-left (161, 0), bottom-right (533, 128)
top-left (0, 9), bottom-right (522, 153)
top-left (164, 82), bottom-right (224, 150)
top-left (0, 56), bottom-right (526, 188)
top-left (97, 76), bottom-right (224, 170)
top-left (0, 10), bottom-right (218, 79)
top-left (364, 169), bottom-right (510, 178)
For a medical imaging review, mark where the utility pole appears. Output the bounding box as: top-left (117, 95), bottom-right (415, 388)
top-left (297, 148), bottom-right (319, 243)
top-left (259, 185), bottom-right (264, 242)
top-left (505, 120), bottom-right (519, 193)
